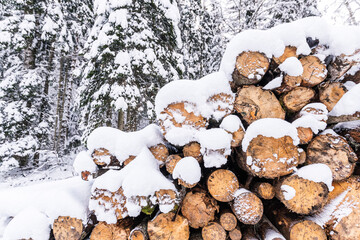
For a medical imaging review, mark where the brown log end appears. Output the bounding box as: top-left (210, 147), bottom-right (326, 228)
top-left (149, 143), bottom-right (169, 166)
top-left (234, 85), bottom-right (285, 124)
top-left (300, 55), bottom-right (327, 87)
top-left (232, 51), bottom-right (270, 86)
top-left (181, 189), bottom-right (219, 229)
top-left (219, 211), bottom-right (237, 231)
top-left (273, 46), bottom-right (298, 64)
top-left (201, 222), bottom-right (226, 240)
top-left (231, 127), bottom-right (245, 148)
top-left (229, 226), bottom-right (242, 240)
top-left (129, 230), bottom-right (147, 240)
top-left (92, 148), bottom-right (119, 167)
top-left (252, 182), bottom-right (275, 200)
top-left (319, 82), bottom-right (347, 111)
top-left (53, 216), bottom-right (83, 240)
top-left (241, 135), bottom-right (299, 179)
top-left (147, 212), bottom-right (189, 240)
top-left (90, 221), bottom-right (130, 240)
top-left (207, 169), bottom-right (239, 202)
top-left (165, 155), bottom-right (182, 174)
top-left (290, 220), bottom-right (326, 240)
top-left (297, 127), bottom-right (313, 145)
top-left (231, 190), bottom-right (263, 225)
top-left (183, 142), bottom-right (202, 162)
top-left (306, 133), bottom-right (358, 181)
top-left (281, 86), bottom-right (315, 112)
top-left (276, 175), bottom-right (329, 215)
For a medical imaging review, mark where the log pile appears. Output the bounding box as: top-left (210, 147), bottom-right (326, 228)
top-left (51, 19), bottom-right (360, 240)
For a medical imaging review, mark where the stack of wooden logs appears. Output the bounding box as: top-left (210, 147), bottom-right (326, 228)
top-left (51, 41), bottom-right (360, 240)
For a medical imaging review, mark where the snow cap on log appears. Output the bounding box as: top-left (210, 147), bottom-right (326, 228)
top-left (220, 17), bottom-right (360, 83)
top-left (73, 150), bottom-right (98, 179)
top-left (172, 157), bottom-right (201, 186)
top-left (292, 103), bottom-right (328, 134)
top-left (87, 124), bottom-right (164, 164)
top-left (329, 83), bottom-right (360, 119)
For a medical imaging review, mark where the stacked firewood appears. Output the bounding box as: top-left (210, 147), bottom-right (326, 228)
top-left (52, 23), bottom-right (360, 240)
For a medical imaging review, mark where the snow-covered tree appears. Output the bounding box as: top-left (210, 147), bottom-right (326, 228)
top-left (79, 0), bottom-right (183, 141)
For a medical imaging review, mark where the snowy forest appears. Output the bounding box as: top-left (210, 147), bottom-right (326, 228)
top-left (0, 0), bottom-right (359, 178)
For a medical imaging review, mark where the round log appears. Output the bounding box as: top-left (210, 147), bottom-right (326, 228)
top-left (229, 226), bottom-right (242, 240)
top-left (92, 148), bottom-right (119, 167)
top-left (149, 143), bottom-right (169, 166)
top-left (281, 87), bottom-right (315, 112)
top-left (273, 46), bottom-right (298, 64)
top-left (147, 212), bottom-right (189, 240)
top-left (251, 182), bottom-right (275, 200)
top-left (183, 142), bottom-right (202, 162)
top-left (53, 216), bottom-right (83, 240)
top-left (319, 82), bottom-right (347, 111)
top-left (297, 127), bottom-right (313, 145)
top-left (90, 221), bottom-right (131, 240)
top-left (231, 189), bottom-right (263, 225)
top-left (201, 222), bottom-right (226, 240)
top-left (232, 51), bottom-right (270, 85)
top-left (207, 93), bottom-right (234, 119)
top-left (306, 133), bottom-right (358, 181)
top-left (207, 169), bottom-right (239, 202)
top-left (219, 210), bottom-right (237, 231)
top-left (239, 135), bottom-right (299, 179)
top-left (181, 189), bottom-right (219, 229)
top-left (300, 56), bottom-right (327, 87)
top-left (231, 127), bottom-right (245, 148)
top-left (275, 174), bottom-right (329, 215)
top-left (165, 155), bottom-right (182, 174)
top-left (234, 85), bottom-right (285, 124)
top-left (298, 148), bottom-right (306, 165)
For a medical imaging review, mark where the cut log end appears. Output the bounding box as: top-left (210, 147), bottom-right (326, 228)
top-left (149, 143), bottom-right (169, 166)
top-left (201, 222), bottom-right (226, 240)
top-left (90, 221), bottom-right (131, 240)
top-left (165, 155), bottom-right (182, 174)
top-left (147, 212), bottom-right (189, 240)
top-left (252, 182), bottom-right (275, 200)
top-left (300, 55), bottom-right (327, 87)
top-left (53, 216), bottom-right (83, 240)
top-left (183, 142), bottom-right (202, 162)
top-left (207, 169), bottom-right (239, 202)
top-left (231, 191), bottom-right (263, 225)
top-left (290, 220), bottom-right (326, 240)
top-left (219, 211), bottom-right (237, 231)
top-left (297, 127), bottom-right (313, 145)
top-left (281, 87), bottom-right (315, 112)
top-left (319, 82), bottom-right (347, 111)
top-left (229, 226), bottom-right (242, 240)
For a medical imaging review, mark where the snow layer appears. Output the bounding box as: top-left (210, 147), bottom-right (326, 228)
top-left (263, 75), bottom-right (283, 90)
top-left (172, 157), bottom-right (201, 184)
top-left (329, 83), bottom-right (360, 116)
top-left (293, 103), bottom-right (328, 134)
top-left (155, 71), bottom-right (234, 120)
top-left (281, 185), bottom-right (296, 200)
top-left (279, 57), bottom-right (303, 76)
top-left (295, 164), bottom-right (334, 191)
top-left (292, 115), bottom-right (327, 134)
top-left (265, 229), bottom-right (286, 240)
top-left (242, 118), bottom-right (300, 151)
top-left (87, 124), bottom-right (164, 163)
top-left (220, 115), bottom-right (244, 133)
top-left (90, 148), bottom-right (176, 222)
top-left (73, 150), bottom-right (98, 174)
top-left (2, 207), bottom-right (50, 240)
top-left (220, 17), bottom-right (360, 82)
top-left (334, 120), bottom-right (360, 131)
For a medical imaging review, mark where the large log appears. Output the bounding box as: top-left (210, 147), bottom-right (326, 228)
top-left (232, 51), bottom-right (270, 86)
top-left (234, 85), bottom-right (285, 124)
top-left (201, 222), bottom-right (227, 240)
top-left (219, 210), bottom-right (237, 231)
top-left (52, 216), bottom-right (83, 240)
top-left (238, 135), bottom-right (299, 179)
top-left (147, 212), bottom-right (190, 240)
top-left (281, 87), bottom-right (315, 112)
top-left (300, 55), bottom-right (327, 87)
top-left (181, 188), bottom-right (219, 229)
top-left (266, 202), bottom-right (327, 240)
top-left (306, 133), bottom-right (358, 181)
top-left (231, 188), bottom-right (263, 225)
top-left (90, 221), bottom-right (131, 240)
top-left (207, 169), bottom-right (239, 202)
top-left (319, 82), bottom-right (347, 111)
top-left (275, 174), bottom-right (329, 215)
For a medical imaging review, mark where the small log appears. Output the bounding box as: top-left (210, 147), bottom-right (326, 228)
top-left (241, 226), bottom-right (260, 240)
top-left (231, 189), bottom-right (263, 225)
top-left (219, 210), bottom-right (237, 231)
top-left (92, 148), bottom-right (119, 167)
top-left (129, 221), bottom-right (148, 240)
top-left (232, 51), bottom-right (270, 86)
top-left (275, 174), bottom-right (329, 215)
top-left (257, 217), bottom-right (285, 240)
top-left (155, 189), bottom-right (178, 211)
top-left (183, 142), bottom-right (202, 162)
top-left (149, 143), bottom-right (169, 166)
top-left (298, 148), bottom-right (306, 165)
top-left (251, 182), bottom-right (275, 200)
top-left (333, 120), bottom-right (360, 158)
top-left (276, 74), bottom-right (302, 94)
top-left (229, 226), bottom-right (242, 240)
top-left (207, 169), bottom-right (239, 202)
top-left (281, 87), bottom-right (315, 112)
top-left (296, 127), bottom-right (313, 145)
top-left (266, 202), bottom-right (326, 240)
top-left (207, 93), bottom-right (234, 118)
top-left (181, 188), bottom-right (219, 229)
top-left (238, 135), bottom-right (299, 179)
top-left (306, 133), bottom-right (358, 181)
top-left (231, 127), bottom-right (245, 148)
top-left (201, 222), bottom-right (227, 240)
top-left (147, 212), bottom-right (190, 240)
top-left (273, 46), bottom-right (298, 65)
top-left (300, 56), bottom-right (327, 87)
top-left (52, 216), bottom-right (83, 240)
top-left (319, 82), bottom-right (347, 111)
top-left (124, 155), bottom-right (136, 166)
top-left (165, 155), bottom-right (182, 174)
top-left (90, 221), bottom-right (131, 240)
top-left (234, 85), bottom-right (285, 124)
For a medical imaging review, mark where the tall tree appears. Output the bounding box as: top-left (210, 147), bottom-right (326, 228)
top-left (79, 0), bottom-right (183, 141)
